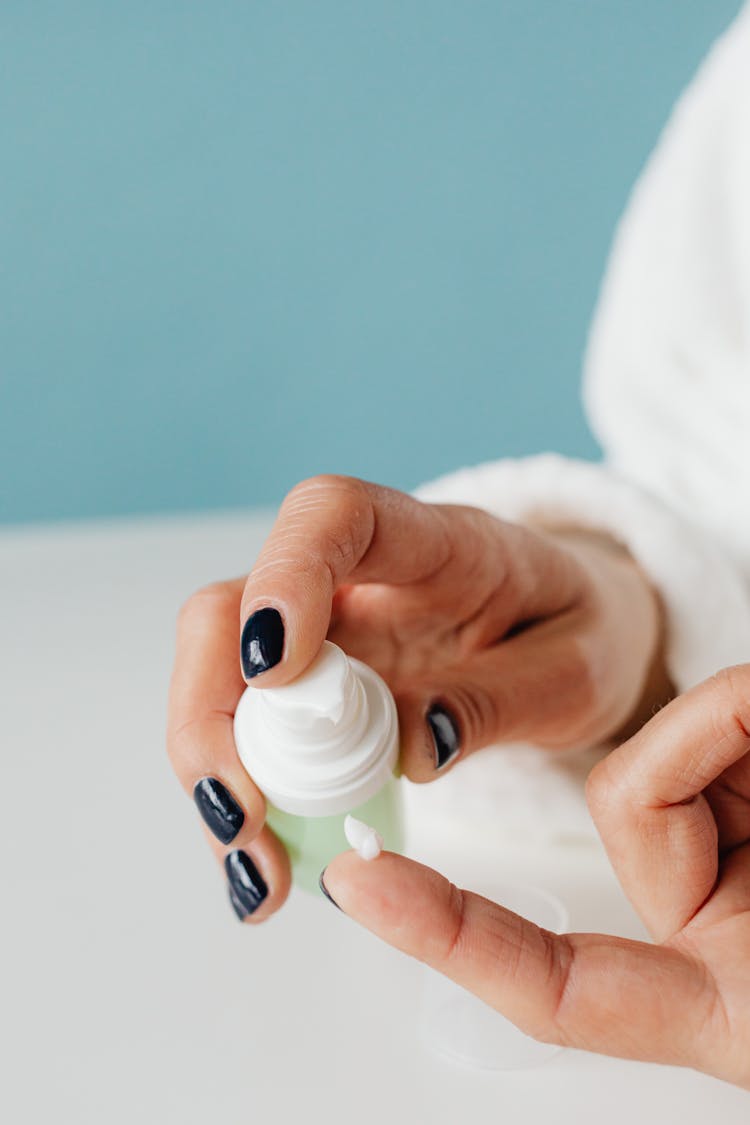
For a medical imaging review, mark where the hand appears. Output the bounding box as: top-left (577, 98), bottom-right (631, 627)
top-left (323, 665), bottom-right (750, 1088)
top-left (167, 474), bottom-right (664, 922)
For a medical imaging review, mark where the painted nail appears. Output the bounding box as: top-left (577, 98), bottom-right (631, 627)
top-left (318, 868), bottom-right (342, 911)
top-left (225, 850), bottom-right (269, 915)
top-left (427, 703), bottom-right (461, 770)
top-left (193, 778), bottom-right (245, 845)
top-left (228, 884), bottom-right (248, 922)
top-left (240, 607), bottom-right (285, 680)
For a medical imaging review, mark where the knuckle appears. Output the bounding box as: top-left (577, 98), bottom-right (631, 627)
top-left (177, 581), bottom-right (237, 633)
top-left (585, 756), bottom-right (620, 821)
top-left (440, 883), bottom-right (469, 967)
top-left (517, 928), bottom-right (572, 1046)
top-left (449, 682), bottom-right (499, 752)
top-left (165, 723), bottom-right (186, 770)
top-left (166, 710), bottom-right (225, 774)
top-left (165, 710), bottom-right (190, 770)
top-left (707, 664), bottom-right (750, 740)
top-left (545, 933), bottom-right (580, 1047)
top-left (316, 525), bottom-right (361, 580)
top-left (283, 475), bottom-right (373, 577)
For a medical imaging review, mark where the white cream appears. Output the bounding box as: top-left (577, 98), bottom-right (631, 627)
top-left (344, 814), bottom-right (383, 861)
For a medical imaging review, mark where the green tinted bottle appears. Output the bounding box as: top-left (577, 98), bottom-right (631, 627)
top-left (234, 642), bottom-right (402, 893)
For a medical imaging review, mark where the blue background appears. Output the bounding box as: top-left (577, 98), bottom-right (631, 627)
top-left (1, 1), bottom-right (742, 524)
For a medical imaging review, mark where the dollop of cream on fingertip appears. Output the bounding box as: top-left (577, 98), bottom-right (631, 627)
top-left (344, 814), bottom-right (383, 861)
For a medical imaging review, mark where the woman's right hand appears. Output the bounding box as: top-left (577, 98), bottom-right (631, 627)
top-left (166, 474), bottom-right (667, 922)
top-left (324, 664), bottom-right (750, 1088)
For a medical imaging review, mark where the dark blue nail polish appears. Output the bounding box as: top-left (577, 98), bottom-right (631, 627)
top-left (193, 778), bottom-right (245, 845)
top-left (318, 868), bottom-right (341, 911)
top-left (240, 607), bottom-right (285, 680)
top-left (427, 704), bottom-right (461, 770)
top-left (228, 884), bottom-right (248, 922)
top-left (225, 850), bottom-right (269, 915)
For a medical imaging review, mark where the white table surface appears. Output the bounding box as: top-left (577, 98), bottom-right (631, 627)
top-left (2, 510), bottom-right (749, 1124)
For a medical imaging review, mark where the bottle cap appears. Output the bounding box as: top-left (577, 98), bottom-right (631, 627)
top-left (234, 642), bottom-right (399, 817)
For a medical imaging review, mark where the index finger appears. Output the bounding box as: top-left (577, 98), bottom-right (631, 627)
top-left (322, 850), bottom-right (715, 1071)
top-left (238, 475), bottom-right (453, 686)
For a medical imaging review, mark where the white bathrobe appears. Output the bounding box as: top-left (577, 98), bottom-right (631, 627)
top-left (407, 4), bottom-right (750, 843)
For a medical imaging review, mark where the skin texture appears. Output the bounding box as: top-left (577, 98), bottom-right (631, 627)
top-left (324, 666), bottom-right (750, 1089)
top-left (167, 474), bottom-right (667, 924)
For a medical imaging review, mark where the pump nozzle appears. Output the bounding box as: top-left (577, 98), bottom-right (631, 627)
top-left (260, 642), bottom-right (363, 736)
top-left (234, 641), bottom-right (398, 817)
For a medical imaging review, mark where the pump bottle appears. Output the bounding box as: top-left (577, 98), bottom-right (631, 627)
top-left (234, 642), bottom-right (403, 892)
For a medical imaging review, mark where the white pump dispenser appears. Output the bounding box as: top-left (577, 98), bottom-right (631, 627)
top-left (233, 641), bottom-right (399, 818)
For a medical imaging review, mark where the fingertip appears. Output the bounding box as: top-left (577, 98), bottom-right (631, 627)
top-left (196, 773), bottom-right (266, 849)
top-left (224, 848), bottom-right (270, 916)
top-left (193, 777), bottom-right (246, 845)
top-left (323, 848), bottom-right (391, 913)
top-left (238, 592), bottom-right (332, 689)
top-left (426, 703), bottom-right (461, 771)
top-left (228, 883), bottom-right (249, 922)
top-left (240, 606), bottom-right (285, 681)
top-left (395, 694), bottom-right (463, 783)
top-left (220, 824), bottom-right (293, 925)
top-left (318, 867), bottom-right (342, 911)
top-left (323, 849), bottom-right (445, 931)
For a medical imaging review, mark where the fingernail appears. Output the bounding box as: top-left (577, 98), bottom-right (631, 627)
top-left (228, 884), bottom-right (248, 922)
top-left (193, 778), bottom-right (245, 845)
top-left (225, 850), bottom-right (269, 915)
top-left (318, 868), bottom-right (342, 911)
top-left (427, 703), bottom-right (461, 770)
top-left (240, 607), bottom-right (285, 679)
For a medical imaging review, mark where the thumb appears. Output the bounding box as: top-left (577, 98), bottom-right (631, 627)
top-left (321, 850), bottom-right (714, 1070)
top-left (238, 475), bottom-right (452, 686)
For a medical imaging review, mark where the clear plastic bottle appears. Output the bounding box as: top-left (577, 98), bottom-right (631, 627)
top-left (233, 642), bottom-right (403, 893)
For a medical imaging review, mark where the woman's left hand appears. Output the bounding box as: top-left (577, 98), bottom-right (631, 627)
top-left (322, 665), bottom-right (750, 1088)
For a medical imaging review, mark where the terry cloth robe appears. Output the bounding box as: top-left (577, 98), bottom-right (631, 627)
top-left (405, 3), bottom-right (750, 846)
